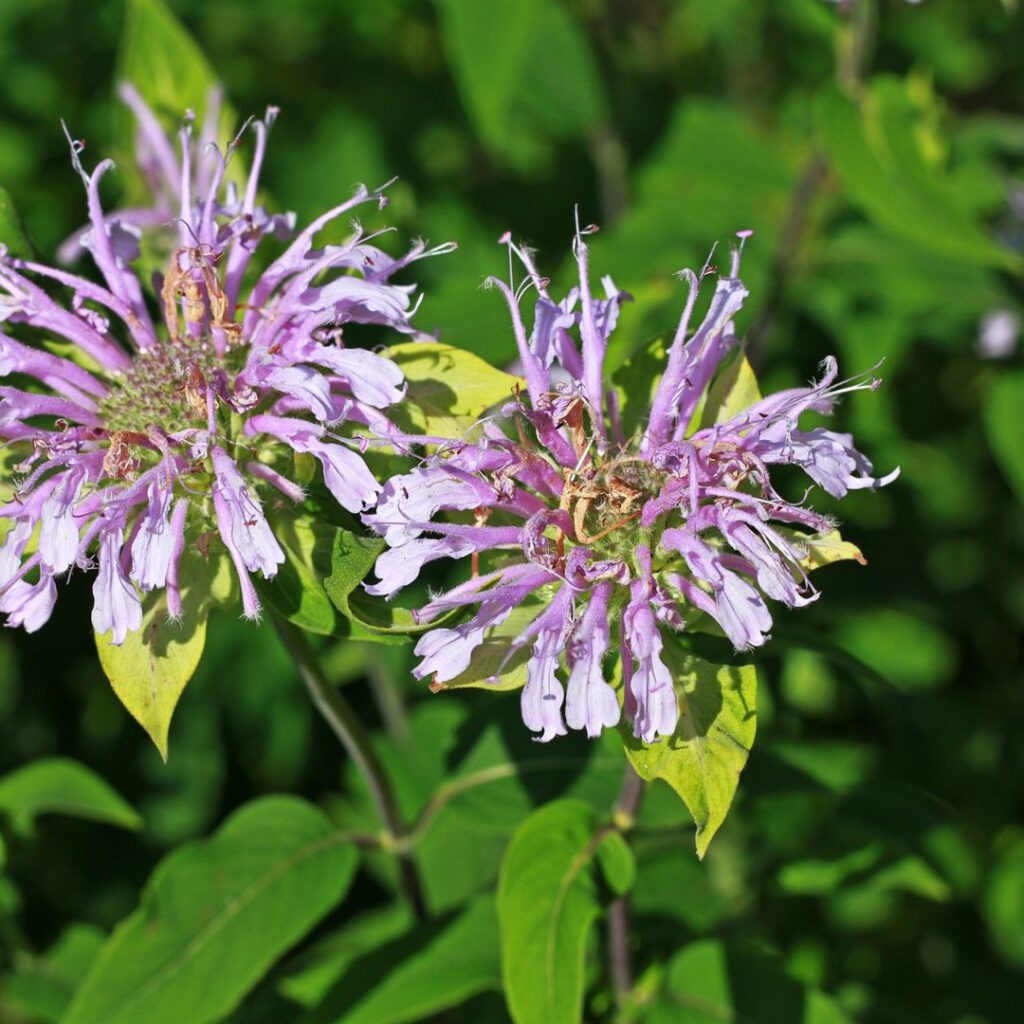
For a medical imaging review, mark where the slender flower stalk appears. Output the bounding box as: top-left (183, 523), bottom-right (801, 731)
top-left (364, 221), bottom-right (897, 744)
top-left (0, 88), bottom-right (451, 640)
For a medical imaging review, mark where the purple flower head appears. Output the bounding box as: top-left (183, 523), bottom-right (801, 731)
top-left (0, 88), bottom-right (450, 641)
top-left (365, 221), bottom-right (897, 744)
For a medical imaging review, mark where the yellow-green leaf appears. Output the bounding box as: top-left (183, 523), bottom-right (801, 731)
top-left (388, 341), bottom-right (522, 440)
top-left (621, 652), bottom-right (757, 857)
top-left (790, 528), bottom-right (867, 571)
top-left (95, 549), bottom-right (224, 759)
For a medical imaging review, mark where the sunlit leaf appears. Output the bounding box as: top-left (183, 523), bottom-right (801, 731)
top-left (95, 556), bottom-right (218, 760)
top-left (621, 651), bottom-right (757, 857)
top-left (387, 341), bottom-right (522, 441)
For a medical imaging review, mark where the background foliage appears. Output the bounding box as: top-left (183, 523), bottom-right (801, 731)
top-left (0, 0), bottom-right (1023, 1022)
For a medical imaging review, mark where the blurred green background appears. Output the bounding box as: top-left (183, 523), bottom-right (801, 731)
top-left (1, 0), bottom-right (1023, 1022)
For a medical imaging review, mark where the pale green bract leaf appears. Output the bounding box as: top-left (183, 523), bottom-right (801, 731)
top-left (438, 595), bottom-right (552, 693)
top-left (788, 528), bottom-right (867, 571)
top-left (498, 800), bottom-right (635, 1024)
top-left (95, 549), bottom-right (230, 759)
top-left (0, 759), bottom-right (141, 835)
top-left (652, 940), bottom-right (853, 1024)
top-left (622, 652), bottom-right (757, 857)
top-left (697, 351), bottom-right (763, 429)
top-left (62, 797), bottom-right (358, 1024)
top-left (388, 341), bottom-right (523, 441)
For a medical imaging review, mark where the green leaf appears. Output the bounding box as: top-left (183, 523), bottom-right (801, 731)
top-left (63, 797), bottom-right (358, 1024)
top-left (277, 903), bottom-right (414, 1008)
top-left (321, 898), bottom-right (501, 1024)
top-left (610, 336), bottom-right (667, 440)
top-left (387, 341), bottom-right (523, 441)
top-left (0, 924), bottom-right (105, 1024)
top-left (433, 0), bottom-right (543, 156)
top-left (0, 184), bottom-right (32, 258)
top-left (116, 0), bottom-right (226, 140)
top-left (256, 513), bottom-right (339, 637)
top-left (95, 550), bottom-right (220, 759)
top-left (698, 351), bottom-right (763, 429)
top-left (438, 595), bottom-right (552, 692)
top-left (518, 4), bottom-right (607, 139)
top-left (653, 940), bottom-right (853, 1024)
top-left (785, 528), bottom-right (867, 571)
top-left (817, 79), bottom-right (1020, 271)
top-left (322, 528), bottom-right (420, 643)
top-left (0, 758), bottom-right (141, 835)
top-left (621, 652), bottom-right (757, 857)
top-left (985, 369), bottom-right (1024, 505)
top-left (498, 799), bottom-right (634, 1024)
top-left (983, 836), bottom-right (1024, 966)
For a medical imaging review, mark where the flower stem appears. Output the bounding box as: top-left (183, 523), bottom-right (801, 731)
top-left (608, 762), bottom-right (646, 1006)
top-left (272, 614), bottom-right (427, 920)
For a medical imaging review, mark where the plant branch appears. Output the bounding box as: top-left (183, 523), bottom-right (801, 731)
top-left (272, 614), bottom-right (428, 920)
top-left (607, 762), bottom-right (646, 1008)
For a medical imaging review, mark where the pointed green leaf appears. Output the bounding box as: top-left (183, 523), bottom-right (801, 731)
top-left (63, 797), bottom-right (358, 1024)
top-left (786, 528), bottom-right (867, 571)
top-left (622, 653), bottom-right (757, 857)
top-left (95, 548), bottom-right (227, 758)
top-left (698, 351), bottom-right (763, 428)
top-left (116, 0), bottom-right (225, 133)
top-left (0, 759), bottom-right (140, 835)
top-left (498, 799), bottom-right (634, 1024)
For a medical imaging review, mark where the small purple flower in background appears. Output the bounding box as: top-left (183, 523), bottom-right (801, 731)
top-left (0, 87), bottom-right (450, 640)
top-left (976, 309), bottom-right (1020, 360)
top-left (365, 222), bottom-right (897, 744)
